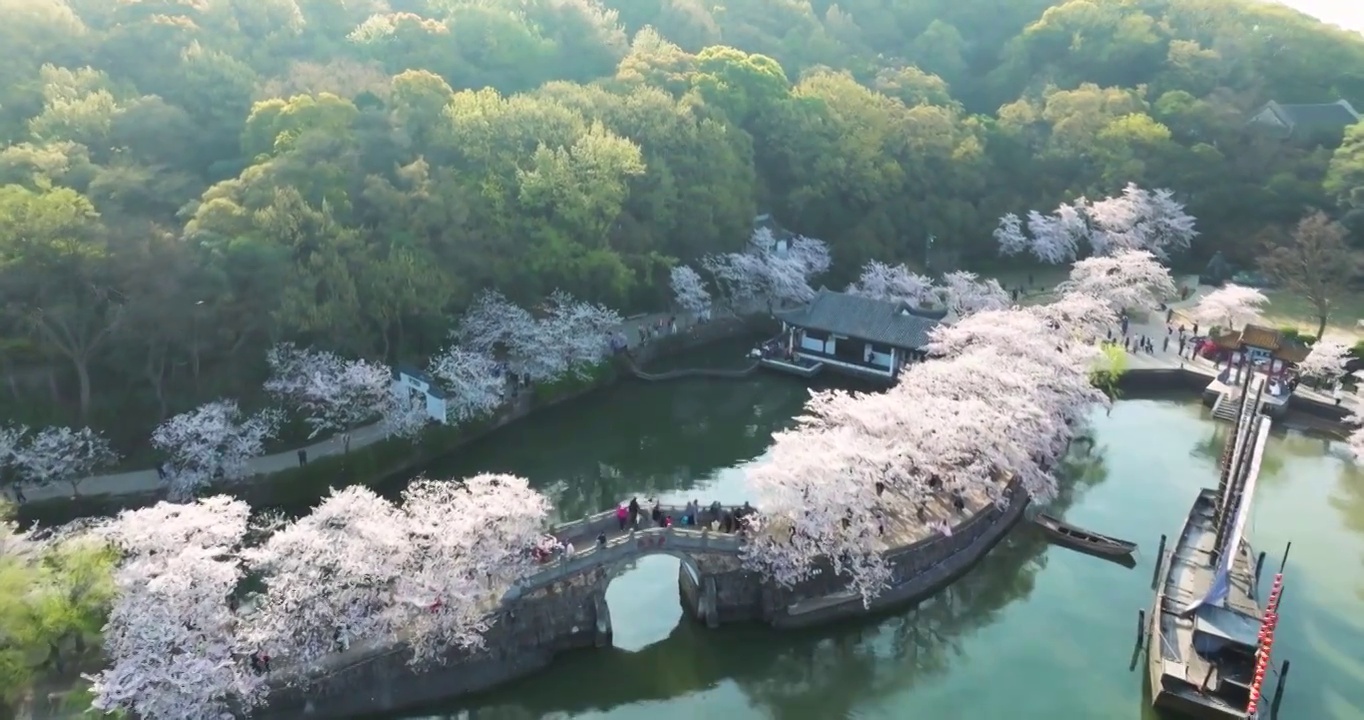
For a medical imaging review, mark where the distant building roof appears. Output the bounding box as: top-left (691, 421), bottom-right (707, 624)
top-left (1209, 324), bottom-right (1309, 364)
top-left (1247, 99), bottom-right (1361, 137)
top-left (777, 289), bottom-right (943, 350)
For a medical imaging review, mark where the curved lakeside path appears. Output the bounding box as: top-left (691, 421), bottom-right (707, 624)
top-left (22, 291), bottom-right (1357, 505)
top-left (21, 310), bottom-right (708, 504)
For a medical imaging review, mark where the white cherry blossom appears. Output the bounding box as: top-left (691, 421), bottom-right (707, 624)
top-left (933, 271), bottom-right (1011, 317)
top-left (242, 486), bottom-right (410, 667)
top-left (846, 261), bottom-right (935, 306)
top-left (265, 343), bottom-right (422, 440)
top-left (1297, 340), bottom-right (1351, 382)
top-left (429, 346), bottom-right (505, 423)
top-left (397, 474), bottom-right (551, 664)
top-left (704, 228), bottom-right (830, 311)
top-left (1188, 284), bottom-right (1268, 330)
top-left (670, 265), bottom-right (712, 315)
top-left (1056, 250), bottom-right (1177, 313)
top-left (150, 400), bottom-right (282, 501)
top-left (9, 425), bottom-right (118, 497)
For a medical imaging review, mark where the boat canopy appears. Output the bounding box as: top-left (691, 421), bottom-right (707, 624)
top-left (1193, 603), bottom-right (1261, 647)
top-left (1182, 414), bottom-right (1271, 614)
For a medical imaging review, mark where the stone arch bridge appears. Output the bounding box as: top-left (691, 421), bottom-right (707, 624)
top-left (260, 486), bottom-right (1028, 720)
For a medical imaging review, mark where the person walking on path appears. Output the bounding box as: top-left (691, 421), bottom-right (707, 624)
top-left (297, 449), bottom-right (307, 467)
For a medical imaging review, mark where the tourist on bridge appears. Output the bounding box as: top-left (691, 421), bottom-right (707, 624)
top-left (651, 501), bottom-right (664, 526)
top-left (628, 497), bottom-right (641, 529)
top-left (615, 503), bottom-right (629, 530)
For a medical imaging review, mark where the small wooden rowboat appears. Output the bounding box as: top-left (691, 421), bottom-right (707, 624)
top-left (1034, 513), bottom-right (1138, 563)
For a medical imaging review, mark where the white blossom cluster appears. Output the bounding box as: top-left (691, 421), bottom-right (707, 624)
top-left (87, 476), bottom-right (551, 719)
top-left (741, 250), bottom-right (1178, 603)
top-left (703, 227), bottom-right (831, 311)
top-left (995, 183), bottom-right (1198, 263)
top-left (0, 424), bottom-right (118, 498)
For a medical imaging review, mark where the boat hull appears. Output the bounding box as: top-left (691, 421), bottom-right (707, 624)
top-left (1147, 489), bottom-right (1263, 720)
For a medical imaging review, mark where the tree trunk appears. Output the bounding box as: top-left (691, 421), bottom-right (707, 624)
top-left (146, 342), bottom-right (168, 419)
top-left (1316, 314), bottom-right (1328, 341)
top-left (73, 357), bottom-right (92, 424)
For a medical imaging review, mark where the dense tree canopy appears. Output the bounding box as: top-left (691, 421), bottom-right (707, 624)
top-left (2, 0), bottom-right (1364, 448)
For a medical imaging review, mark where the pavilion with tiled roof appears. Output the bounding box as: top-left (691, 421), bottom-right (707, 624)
top-left (1207, 324), bottom-right (1310, 372)
top-left (769, 289), bottom-right (945, 381)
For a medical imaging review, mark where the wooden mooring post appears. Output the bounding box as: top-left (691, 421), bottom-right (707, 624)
top-left (1277, 541), bottom-right (1292, 575)
top-left (1271, 659), bottom-right (1291, 717)
top-left (1135, 609), bottom-right (1146, 646)
top-left (1255, 550), bottom-right (1267, 584)
top-left (1150, 534), bottom-right (1167, 589)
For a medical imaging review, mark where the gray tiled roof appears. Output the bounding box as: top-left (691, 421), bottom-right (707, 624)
top-left (776, 290), bottom-right (943, 349)
top-left (1254, 100), bottom-right (1360, 133)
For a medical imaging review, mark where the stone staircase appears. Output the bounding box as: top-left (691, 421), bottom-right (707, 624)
top-left (1210, 392), bottom-right (1241, 422)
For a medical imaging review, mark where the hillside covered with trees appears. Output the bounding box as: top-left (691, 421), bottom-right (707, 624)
top-left (3, 0), bottom-right (1364, 446)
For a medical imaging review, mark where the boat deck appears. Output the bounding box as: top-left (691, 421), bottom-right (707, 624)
top-left (1154, 489), bottom-right (1263, 716)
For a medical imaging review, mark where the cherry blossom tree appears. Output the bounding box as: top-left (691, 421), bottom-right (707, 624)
top-left (453, 290), bottom-right (536, 355)
top-left (669, 265), bottom-right (712, 315)
top-left (429, 346), bottom-right (505, 423)
top-left (150, 400), bottom-right (282, 501)
top-left (396, 474), bottom-right (551, 664)
top-left (265, 343), bottom-right (426, 440)
top-left (1055, 250), bottom-right (1177, 313)
top-left (242, 486), bottom-right (410, 667)
top-left (998, 185), bottom-right (1197, 262)
top-left (743, 292), bottom-right (1112, 603)
top-left (1087, 184), bottom-right (1198, 259)
top-left (90, 497), bottom-right (262, 720)
top-left (846, 261), bottom-right (935, 306)
top-left (703, 228), bottom-right (830, 311)
top-left (10, 425), bottom-right (118, 497)
top-left (1297, 340), bottom-right (1351, 383)
top-left (992, 213), bottom-right (1029, 257)
top-left (933, 271), bottom-right (1011, 317)
top-left (1188, 284), bottom-right (1268, 330)
top-left (534, 290), bottom-right (622, 378)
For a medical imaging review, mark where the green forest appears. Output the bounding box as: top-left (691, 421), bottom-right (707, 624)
top-left (3, 0), bottom-right (1364, 450)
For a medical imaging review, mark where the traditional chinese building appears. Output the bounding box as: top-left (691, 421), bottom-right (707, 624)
top-left (760, 289), bottom-right (945, 382)
top-left (394, 363), bottom-right (449, 423)
top-left (1202, 324), bottom-right (1310, 419)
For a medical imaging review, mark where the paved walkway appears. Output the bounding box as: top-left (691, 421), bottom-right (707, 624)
top-left (22, 310), bottom-right (703, 504)
top-left (1111, 296), bottom-right (1359, 413)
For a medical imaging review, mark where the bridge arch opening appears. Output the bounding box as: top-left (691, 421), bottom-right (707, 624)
top-left (602, 551), bottom-right (699, 651)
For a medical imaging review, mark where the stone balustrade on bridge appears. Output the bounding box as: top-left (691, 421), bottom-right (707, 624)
top-left (511, 524), bottom-right (743, 599)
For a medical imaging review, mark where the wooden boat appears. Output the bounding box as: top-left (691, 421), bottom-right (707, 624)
top-left (1147, 379), bottom-right (1271, 720)
top-left (1033, 513), bottom-right (1137, 561)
